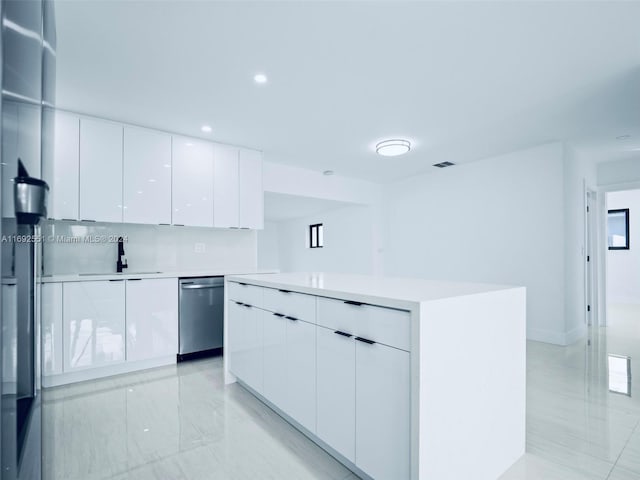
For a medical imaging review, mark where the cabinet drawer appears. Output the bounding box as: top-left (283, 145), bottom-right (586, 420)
top-left (227, 281), bottom-right (263, 308)
top-left (317, 297), bottom-right (410, 351)
top-left (263, 287), bottom-right (316, 323)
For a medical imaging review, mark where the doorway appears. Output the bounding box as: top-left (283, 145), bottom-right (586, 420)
top-left (605, 189), bottom-right (640, 336)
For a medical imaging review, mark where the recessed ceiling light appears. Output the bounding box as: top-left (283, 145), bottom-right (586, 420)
top-left (254, 73), bottom-right (268, 84)
top-left (323, 170), bottom-right (334, 176)
top-left (201, 125), bottom-right (212, 133)
top-left (376, 139), bottom-right (411, 157)
top-left (616, 134), bottom-right (631, 140)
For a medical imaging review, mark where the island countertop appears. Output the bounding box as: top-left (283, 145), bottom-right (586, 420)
top-left (226, 271), bottom-right (520, 310)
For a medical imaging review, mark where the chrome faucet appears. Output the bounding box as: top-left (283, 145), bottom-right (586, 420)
top-left (116, 236), bottom-right (128, 273)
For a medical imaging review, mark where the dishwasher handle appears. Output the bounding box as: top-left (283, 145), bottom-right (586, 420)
top-left (181, 284), bottom-right (221, 290)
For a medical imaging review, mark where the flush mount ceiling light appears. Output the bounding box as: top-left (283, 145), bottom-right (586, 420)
top-left (201, 125), bottom-right (212, 133)
top-left (254, 73), bottom-right (268, 84)
top-left (323, 170), bottom-right (334, 176)
top-left (376, 139), bottom-right (411, 157)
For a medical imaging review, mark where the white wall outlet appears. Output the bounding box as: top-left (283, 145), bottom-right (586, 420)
top-left (194, 242), bottom-right (206, 253)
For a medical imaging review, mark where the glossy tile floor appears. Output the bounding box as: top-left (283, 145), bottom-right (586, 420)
top-left (42, 304), bottom-right (640, 480)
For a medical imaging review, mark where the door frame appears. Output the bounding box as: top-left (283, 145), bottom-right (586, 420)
top-left (595, 181), bottom-right (640, 327)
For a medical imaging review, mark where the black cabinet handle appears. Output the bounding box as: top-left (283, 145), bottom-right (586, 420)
top-left (334, 330), bottom-right (353, 338)
top-left (278, 289), bottom-right (292, 294)
top-left (238, 282), bottom-right (248, 286)
top-left (108, 279), bottom-right (124, 282)
top-left (273, 313), bottom-right (285, 317)
top-left (128, 278), bottom-right (142, 281)
top-left (243, 304), bottom-right (252, 309)
top-left (355, 337), bottom-right (375, 345)
top-left (344, 300), bottom-right (364, 307)
top-left (235, 301), bottom-right (244, 306)
top-left (285, 316), bottom-right (298, 321)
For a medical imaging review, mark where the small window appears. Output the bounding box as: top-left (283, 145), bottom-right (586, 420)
top-left (608, 209), bottom-right (629, 250)
top-left (309, 223), bottom-right (323, 248)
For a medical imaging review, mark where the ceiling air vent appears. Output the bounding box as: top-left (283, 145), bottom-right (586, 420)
top-left (433, 161), bottom-right (455, 168)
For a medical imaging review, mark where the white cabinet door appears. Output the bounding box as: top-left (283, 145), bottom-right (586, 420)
top-left (285, 318), bottom-right (316, 433)
top-left (172, 136), bottom-right (214, 227)
top-left (227, 301), bottom-right (262, 393)
top-left (2, 101), bottom-right (42, 218)
top-left (317, 326), bottom-right (355, 462)
top-left (238, 149), bottom-right (263, 229)
top-left (42, 282), bottom-right (63, 376)
top-left (213, 145), bottom-right (239, 228)
top-left (355, 340), bottom-right (410, 480)
top-left (79, 118), bottom-right (123, 222)
top-left (63, 280), bottom-right (126, 372)
top-left (42, 109), bottom-right (80, 220)
top-left (262, 311), bottom-right (287, 409)
top-left (125, 278), bottom-right (178, 361)
top-left (123, 126), bottom-right (172, 225)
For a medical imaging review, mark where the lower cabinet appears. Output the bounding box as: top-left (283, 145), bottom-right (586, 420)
top-left (45, 278), bottom-right (179, 382)
top-left (63, 280), bottom-right (126, 372)
top-left (228, 287), bottom-right (411, 480)
top-left (355, 337), bottom-right (410, 480)
top-left (283, 317), bottom-right (316, 433)
top-left (317, 326), bottom-right (411, 479)
top-left (317, 326), bottom-right (356, 461)
top-left (125, 278), bottom-right (178, 361)
top-left (228, 300), bottom-right (263, 393)
top-left (42, 282), bottom-right (63, 376)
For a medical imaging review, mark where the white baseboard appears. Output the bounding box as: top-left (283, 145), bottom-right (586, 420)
top-left (42, 355), bottom-right (176, 388)
top-left (527, 325), bottom-right (587, 346)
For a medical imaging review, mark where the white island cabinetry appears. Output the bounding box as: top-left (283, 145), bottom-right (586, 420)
top-left (225, 272), bottom-right (526, 480)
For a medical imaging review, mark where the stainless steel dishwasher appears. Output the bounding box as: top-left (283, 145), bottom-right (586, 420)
top-left (178, 276), bottom-right (224, 359)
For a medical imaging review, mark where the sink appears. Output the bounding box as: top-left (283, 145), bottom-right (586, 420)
top-left (79, 271), bottom-right (162, 276)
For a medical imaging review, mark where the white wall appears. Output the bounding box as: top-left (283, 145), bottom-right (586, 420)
top-left (275, 205), bottom-right (377, 274)
top-left (42, 221), bottom-right (257, 275)
top-left (263, 161), bottom-right (381, 205)
top-left (607, 189), bottom-right (640, 304)
top-left (257, 221), bottom-right (281, 271)
top-left (383, 143), bottom-right (567, 344)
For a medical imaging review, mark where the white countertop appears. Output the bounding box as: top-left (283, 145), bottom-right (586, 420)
top-left (226, 272), bottom-right (521, 309)
top-left (41, 268), bottom-right (277, 283)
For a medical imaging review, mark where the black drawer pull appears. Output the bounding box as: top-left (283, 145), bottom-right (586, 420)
top-left (235, 301), bottom-right (244, 306)
top-left (344, 300), bottom-right (364, 307)
top-left (108, 279), bottom-right (124, 282)
top-left (238, 282), bottom-right (248, 286)
top-left (334, 330), bottom-right (353, 338)
top-left (273, 313), bottom-right (285, 317)
top-left (355, 337), bottom-right (375, 345)
top-left (243, 304), bottom-right (252, 309)
top-left (128, 278), bottom-right (142, 281)
top-left (285, 316), bottom-right (298, 321)
top-left (278, 289), bottom-right (292, 294)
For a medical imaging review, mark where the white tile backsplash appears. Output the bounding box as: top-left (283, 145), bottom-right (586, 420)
top-left (42, 221), bottom-right (257, 275)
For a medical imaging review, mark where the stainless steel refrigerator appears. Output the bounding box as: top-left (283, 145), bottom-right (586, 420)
top-left (1, 1), bottom-right (55, 479)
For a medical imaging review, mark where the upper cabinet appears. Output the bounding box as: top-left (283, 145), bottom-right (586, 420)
top-left (172, 137), bottom-right (214, 227)
top-left (44, 110), bottom-right (264, 229)
top-left (42, 109), bottom-right (80, 220)
top-left (213, 144), bottom-right (240, 228)
top-left (212, 145), bottom-right (264, 229)
top-left (79, 118), bottom-right (123, 223)
top-left (239, 149), bottom-right (264, 229)
top-left (123, 127), bottom-right (172, 225)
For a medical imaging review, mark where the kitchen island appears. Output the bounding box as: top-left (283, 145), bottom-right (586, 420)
top-left (224, 272), bottom-right (526, 480)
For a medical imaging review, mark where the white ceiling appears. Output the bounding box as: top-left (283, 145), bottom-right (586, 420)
top-left (54, 1), bottom-right (640, 183)
top-left (264, 192), bottom-right (353, 222)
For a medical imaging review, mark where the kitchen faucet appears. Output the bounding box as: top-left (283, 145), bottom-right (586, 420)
top-left (117, 236), bottom-right (128, 273)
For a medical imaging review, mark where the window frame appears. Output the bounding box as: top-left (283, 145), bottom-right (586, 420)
top-left (309, 223), bottom-right (323, 249)
top-left (608, 208), bottom-right (630, 251)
